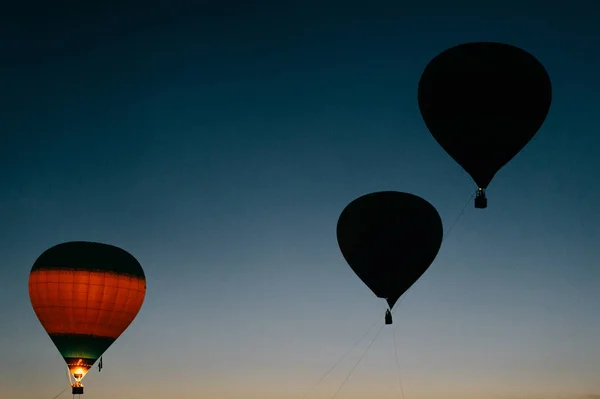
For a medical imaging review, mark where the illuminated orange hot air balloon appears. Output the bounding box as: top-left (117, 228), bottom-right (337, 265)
top-left (28, 241), bottom-right (146, 396)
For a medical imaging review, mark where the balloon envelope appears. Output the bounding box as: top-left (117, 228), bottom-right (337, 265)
top-left (28, 241), bottom-right (146, 381)
top-left (337, 191), bottom-right (443, 309)
top-left (418, 41), bottom-right (552, 189)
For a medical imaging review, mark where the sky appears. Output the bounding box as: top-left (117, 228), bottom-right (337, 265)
top-left (1, 2), bottom-right (600, 399)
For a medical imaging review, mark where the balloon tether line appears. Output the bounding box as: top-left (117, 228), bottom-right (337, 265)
top-left (392, 324), bottom-right (406, 399)
top-left (50, 386), bottom-right (69, 399)
top-left (299, 316), bottom-right (381, 399)
top-left (443, 190), bottom-right (476, 239)
top-left (329, 323), bottom-right (386, 399)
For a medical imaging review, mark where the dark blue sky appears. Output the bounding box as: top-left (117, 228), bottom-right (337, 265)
top-left (1, 2), bottom-right (600, 399)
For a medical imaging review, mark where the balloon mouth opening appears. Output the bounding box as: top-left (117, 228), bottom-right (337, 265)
top-left (68, 363), bottom-right (91, 382)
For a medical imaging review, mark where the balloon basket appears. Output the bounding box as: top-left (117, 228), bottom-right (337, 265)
top-left (474, 189), bottom-right (487, 209)
top-left (385, 309), bottom-right (393, 325)
top-left (72, 383), bottom-right (84, 395)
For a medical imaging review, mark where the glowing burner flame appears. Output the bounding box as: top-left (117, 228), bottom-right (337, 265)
top-left (68, 359), bottom-right (91, 382)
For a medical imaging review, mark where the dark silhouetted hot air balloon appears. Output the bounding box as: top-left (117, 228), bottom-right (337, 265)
top-left (29, 241), bottom-right (146, 396)
top-left (337, 192), bottom-right (443, 324)
top-left (418, 42), bottom-right (552, 208)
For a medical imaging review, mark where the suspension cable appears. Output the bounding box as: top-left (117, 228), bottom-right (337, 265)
top-left (50, 387), bottom-right (69, 399)
top-left (443, 190), bottom-right (476, 239)
top-left (392, 324), bottom-right (406, 399)
top-left (329, 322), bottom-right (386, 399)
top-left (299, 316), bottom-right (381, 399)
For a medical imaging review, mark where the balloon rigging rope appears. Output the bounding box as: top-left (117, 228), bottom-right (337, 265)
top-left (392, 325), bottom-right (406, 399)
top-left (329, 322), bottom-right (386, 399)
top-left (50, 386), bottom-right (69, 399)
top-left (300, 317), bottom-right (381, 399)
top-left (329, 323), bottom-right (386, 399)
top-left (51, 365), bottom-right (73, 399)
top-left (443, 190), bottom-right (477, 239)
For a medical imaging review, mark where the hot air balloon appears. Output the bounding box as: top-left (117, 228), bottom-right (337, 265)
top-left (28, 241), bottom-right (146, 396)
top-left (418, 42), bottom-right (552, 208)
top-left (337, 191), bottom-right (443, 324)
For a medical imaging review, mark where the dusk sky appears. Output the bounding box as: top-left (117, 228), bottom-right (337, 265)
top-left (1, 2), bottom-right (600, 399)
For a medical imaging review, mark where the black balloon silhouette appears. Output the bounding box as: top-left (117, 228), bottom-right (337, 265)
top-left (337, 191), bottom-right (443, 323)
top-left (418, 42), bottom-right (552, 208)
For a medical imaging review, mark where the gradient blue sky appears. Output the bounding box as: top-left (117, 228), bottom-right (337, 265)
top-left (1, 2), bottom-right (600, 399)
